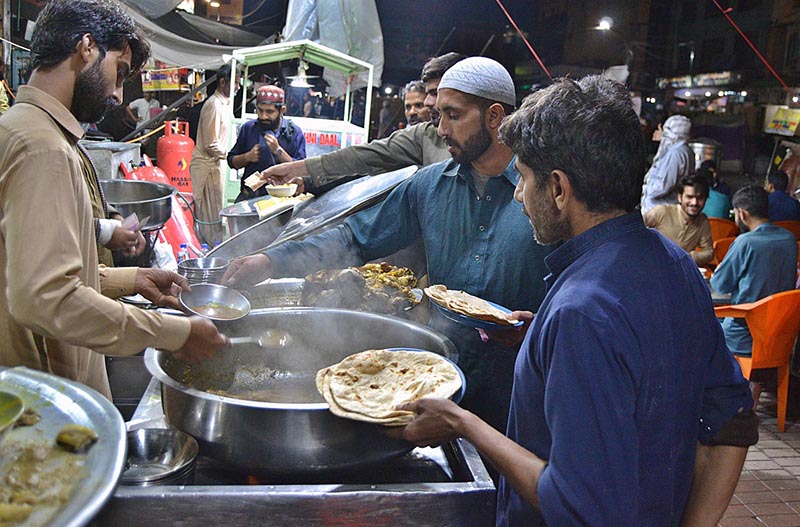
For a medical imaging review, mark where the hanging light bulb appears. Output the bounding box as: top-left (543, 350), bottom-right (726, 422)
top-left (290, 59), bottom-right (312, 88)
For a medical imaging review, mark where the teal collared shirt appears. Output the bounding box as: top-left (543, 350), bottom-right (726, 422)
top-left (268, 157), bottom-right (554, 431)
top-left (710, 223), bottom-right (797, 353)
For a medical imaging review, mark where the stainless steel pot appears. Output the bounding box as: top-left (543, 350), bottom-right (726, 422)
top-left (145, 307), bottom-right (456, 476)
top-left (100, 179), bottom-right (174, 231)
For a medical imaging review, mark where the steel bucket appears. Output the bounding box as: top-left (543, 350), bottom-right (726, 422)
top-left (145, 307), bottom-right (456, 476)
top-left (100, 179), bottom-right (174, 231)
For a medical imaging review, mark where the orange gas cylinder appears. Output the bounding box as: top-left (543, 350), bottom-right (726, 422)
top-left (157, 121), bottom-right (194, 194)
top-left (120, 155), bottom-right (202, 259)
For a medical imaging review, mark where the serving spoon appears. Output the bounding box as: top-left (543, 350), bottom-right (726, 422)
top-left (227, 329), bottom-right (295, 350)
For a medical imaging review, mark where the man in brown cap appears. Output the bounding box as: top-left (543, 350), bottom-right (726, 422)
top-left (227, 84), bottom-right (306, 201)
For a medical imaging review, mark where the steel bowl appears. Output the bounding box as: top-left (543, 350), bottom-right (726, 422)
top-left (145, 307), bottom-right (457, 476)
top-left (0, 391), bottom-right (24, 444)
top-left (177, 258), bottom-right (229, 285)
top-left (179, 283), bottom-right (250, 321)
top-left (120, 428), bottom-right (199, 486)
top-left (265, 183), bottom-right (297, 198)
top-left (100, 179), bottom-right (174, 232)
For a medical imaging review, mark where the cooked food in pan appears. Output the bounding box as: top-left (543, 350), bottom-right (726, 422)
top-left (302, 262), bottom-right (419, 314)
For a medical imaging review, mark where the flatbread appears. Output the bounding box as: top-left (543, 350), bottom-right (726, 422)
top-left (315, 349), bottom-right (462, 426)
top-left (424, 284), bottom-right (519, 325)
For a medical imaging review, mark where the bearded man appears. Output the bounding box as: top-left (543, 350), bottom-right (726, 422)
top-left (223, 57), bottom-right (554, 436)
top-left (0, 0), bottom-right (227, 398)
top-left (227, 85), bottom-right (306, 201)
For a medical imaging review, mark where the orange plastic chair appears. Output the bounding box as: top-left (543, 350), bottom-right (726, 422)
top-left (708, 217), bottom-right (739, 242)
top-left (712, 236), bottom-right (737, 266)
top-left (714, 289), bottom-right (800, 432)
top-left (775, 220), bottom-right (800, 240)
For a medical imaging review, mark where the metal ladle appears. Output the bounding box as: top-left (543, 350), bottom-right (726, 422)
top-left (227, 329), bottom-right (295, 350)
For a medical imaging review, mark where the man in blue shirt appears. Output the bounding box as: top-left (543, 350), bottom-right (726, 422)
top-left (699, 166), bottom-right (733, 219)
top-left (766, 170), bottom-right (800, 222)
top-left (223, 57), bottom-right (553, 435)
top-left (711, 184), bottom-right (797, 403)
top-left (227, 85), bottom-right (306, 201)
top-left (395, 76), bottom-right (756, 526)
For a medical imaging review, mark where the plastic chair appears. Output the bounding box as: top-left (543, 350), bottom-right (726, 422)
top-left (775, 220), bottom-right (800, 240)
top-left (708, 217), bottom-right (739, 242)
top-left (714, 289), bottom-right (800, 432)
top-left (712, 236), bottom-right (737, 265)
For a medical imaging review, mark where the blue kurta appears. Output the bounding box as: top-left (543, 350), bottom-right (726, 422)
top-left (226, 116), bottom-right (306, 186)
top-left (499, 212), bottom-right (752, 526)
top-left (267, 158), bottom-right (553, 431)
top-left (710, 223), bottom-right (797, 354)
top-left (768, 191), bottom-right (800, 222)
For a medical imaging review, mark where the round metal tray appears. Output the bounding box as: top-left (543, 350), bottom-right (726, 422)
top-left (0, 366), bottom-right (126, 527)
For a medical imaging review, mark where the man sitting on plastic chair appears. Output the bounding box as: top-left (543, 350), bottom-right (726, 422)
top-left (711, 185), bottom-right (798, 406)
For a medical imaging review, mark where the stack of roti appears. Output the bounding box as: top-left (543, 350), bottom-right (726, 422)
top-left (424, 284), bottom-right (519, 325)
top-left (315, 349), bottom-right (462, 426)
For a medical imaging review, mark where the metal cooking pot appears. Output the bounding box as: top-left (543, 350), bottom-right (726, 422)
top-left (145, 307), bottom-right (456, 476)
top-left (100, 179), bottom-right (174, 231)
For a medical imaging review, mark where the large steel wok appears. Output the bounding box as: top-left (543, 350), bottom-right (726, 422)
top-left (145, 308), bottom-right (457, 476)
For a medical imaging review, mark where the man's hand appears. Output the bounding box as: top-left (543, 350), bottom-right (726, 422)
top-left (134, 268), bottom-right (190, 310)
top-left (171, 316), bottom-right (228, 363)
top-left (260, 160), bottom-right (309, 186)
top-left (245, 143), bottom-right (261, 164)
top-left (107, 226), bottom-right (146, 256)
top-left (386, 398), bottom-right (469, 447)
top-left (263, 134), bottom-right (280, 153)
top-left (222, 254), bottom-right (272, 289)
top-left (477, 310), bottom-right (534, 347)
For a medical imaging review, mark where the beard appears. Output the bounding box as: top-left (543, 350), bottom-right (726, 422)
top-left (71, 57), bottom-right (117, 123)
top-left (528, 184), bottom-right (570, 246)
top-left (408, 114), bottom-right (422, 126)
top-left (259, 117), bottom-right (280, 132)
top-left (449, 122), bottom-right (492, 165)
top-left (736, 217), bottom-right (750, 233)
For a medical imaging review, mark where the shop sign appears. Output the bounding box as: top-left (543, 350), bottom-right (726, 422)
top-left (766, 108), bottom-right (800, 136)
top-left (142, 66), bottom-right (188, 91)
top-left (657, 71), bottom-right (739, 89)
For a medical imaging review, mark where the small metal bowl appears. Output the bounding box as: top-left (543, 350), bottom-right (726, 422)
top-left (0, 391), bottom-right (24, 444)
top-left (121, 428), bottom-right (199, 486)
top-left (178, 258), bottom-right (230, 285)
top-left (265, 183), bottom-right (297, 197)
top-left (179, 283), bottom-right (251, 321)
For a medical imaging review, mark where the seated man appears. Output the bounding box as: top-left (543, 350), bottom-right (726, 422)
top-left (711, 184), bottom-right (798, 403)
top-left (643, 174), bottom-right (713, 265)
top-left (766, 170), bottom-right (800, 222)
top-left (699, 166), bottom-right (732, 219)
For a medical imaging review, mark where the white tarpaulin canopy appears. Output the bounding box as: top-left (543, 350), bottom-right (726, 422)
top-left (283, 0), bottom-right (383, 96)
top-left (121, 2), bottom-right (247, 70)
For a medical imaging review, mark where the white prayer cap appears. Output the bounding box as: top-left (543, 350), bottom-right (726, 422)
top-left (437, 57), bottom-right (516, 107)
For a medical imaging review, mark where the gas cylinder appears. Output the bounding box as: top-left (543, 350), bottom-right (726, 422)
top-left (120, 155), bottom-right (202, 259)
top-left (157, 120), bottom-right (194, 194)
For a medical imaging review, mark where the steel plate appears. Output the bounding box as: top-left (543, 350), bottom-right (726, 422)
top-left (0, 366), bottom-right (127, 527)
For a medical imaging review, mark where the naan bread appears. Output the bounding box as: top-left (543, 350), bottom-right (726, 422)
top-left (315, 349), bottom-right (462, 426)
top-left (424, 284), bottom-right (519, 325)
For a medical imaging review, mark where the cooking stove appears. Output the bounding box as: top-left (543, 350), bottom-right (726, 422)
top-left (94, 379), bottom-right (496, 527)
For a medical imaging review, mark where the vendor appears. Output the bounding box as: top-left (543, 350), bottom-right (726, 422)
top-left (227, 85), bottom-right (306, 202)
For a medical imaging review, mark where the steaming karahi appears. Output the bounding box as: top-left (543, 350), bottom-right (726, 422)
top-left (302, 262), bottom-right (419, 314)
top-left (424, 284), bottom-right (519, 326)
top-left (315, 349), bottom-right (462, 426)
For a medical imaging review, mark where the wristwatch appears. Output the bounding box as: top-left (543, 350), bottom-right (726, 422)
top-left (274, 147), bottom-right (284, 156)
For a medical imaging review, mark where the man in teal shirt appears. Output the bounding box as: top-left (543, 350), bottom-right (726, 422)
top-left (699, 166), bottom-right (732, 219)
top-left (223, 57), bottom-right (553, 434)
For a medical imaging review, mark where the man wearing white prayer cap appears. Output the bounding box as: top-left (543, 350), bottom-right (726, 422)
top-left (223, 57), bottom-right (555, 447)
top-left (641, 114), bottom-right (694, 212)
